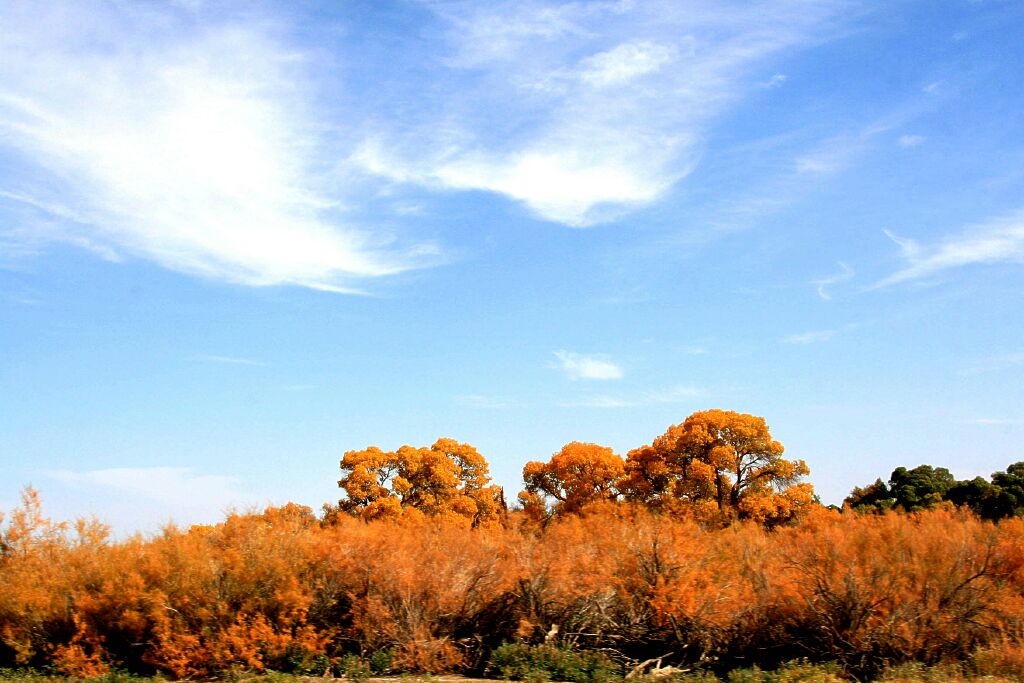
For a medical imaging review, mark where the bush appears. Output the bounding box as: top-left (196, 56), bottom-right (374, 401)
top-left (487, 643), bottom-right (621, 683)
top-left (725, 660), bottom-right (845, 682)
top-left (340, 654), bottom-right (373, 683)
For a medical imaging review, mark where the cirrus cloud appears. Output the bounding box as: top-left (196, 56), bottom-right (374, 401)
top-left (0, 3), bottom-right (438, 293)
top-left (553, 350), bottom-right (624, 380)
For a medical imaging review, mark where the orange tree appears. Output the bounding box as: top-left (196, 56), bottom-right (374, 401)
top-left (519, 441), bottom-right (625, 515)
top-left (620, 409), bottom-right (812, 523)
top-left (338, 438), bottom-right (504, 525)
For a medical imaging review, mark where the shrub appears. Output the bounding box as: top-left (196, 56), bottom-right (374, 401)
top-left (487, 642), bottom-right (621, 683)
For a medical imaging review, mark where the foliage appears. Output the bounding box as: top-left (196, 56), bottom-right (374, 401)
top-left (487, 642), bottom-right (621, 683)
top-left (619, 410), bottom-right (812, 524)
top-left (5, 410), bottom-right (1024, 680)
top-left (521, 442), bottom-right (625, 515)
top-left (338, 438), bottom-right (505, 526)
top-left (847, 461), bottom-right (1024, 520)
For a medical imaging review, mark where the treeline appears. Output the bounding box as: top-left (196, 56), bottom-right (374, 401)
top-left (3, 408), bottom-right (1024, 681)
top-left (3, 494), bottom-right (1024, 681)
top-left (336, 410), bottom-right (814, 528)
top-left (846, 463), bottom-right (1024, 520)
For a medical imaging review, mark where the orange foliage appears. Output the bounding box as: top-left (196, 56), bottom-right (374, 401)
top-left (5, 415), bottom-right (1024, 680)
top-left (621, 410), bottom-right (811, 523)
top-left (339, 438), bottom-right (505, 526)
top-left (3, 490), bottom-right (1024, 679)
top-left (521, 441), bottom-right (625, 514)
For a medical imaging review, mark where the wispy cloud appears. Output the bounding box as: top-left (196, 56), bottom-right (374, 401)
top-left (812, 262), bottom-right (855, 300)
top-left (191, 354), bottom-right (265, 367)
top-left (356, 0), bottom-right (851, 226)
top-left (705, 118), bottom-right (905, 233)
top-left (898, 134), bottom-right (926, 147)
top-left (0, 3), bottom-right (437, 292)
top-left (974, 417), bottom-right (1024, 426)
top-left (560, 384), bottom-right (700, 409)
top-left (962, 351), bottom-right (1024, 375)
top-left (553, 350), bottom-right (623, 381)
top-left (758, 73), bottom-right (788, 89)
top-left (782, 329), bottom-right (837, 345)
top-left (455, 394), bottom-right (514, 409)
top-left (876, 210), bottom-right (1024, 287)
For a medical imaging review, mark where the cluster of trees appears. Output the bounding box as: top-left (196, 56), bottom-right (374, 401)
top-left (338, 410), bottom-right (814, 527)
top-left (846, 462), bottom-right (1024, 519)
top-left (3, 490), bottom-right (1024, 681)
top-left (3, 407), bottom-right (1023, 680)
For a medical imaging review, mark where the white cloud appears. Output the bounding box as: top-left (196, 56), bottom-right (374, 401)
top-left (898, 134), bottom-right (926, 147)
top-left (553, 350), bottom-right (623, 380)
top-left (356, 0), bottom-right (850, 226)
top-left (795, 135), bottom-right (865, 175)
top-left (759, 73), bottom-right (788, 89)
top-left (560, 384), bottom-right (700, 408)
top-left (812, 262), bottom-right (855, 300)
top-left (782, 329), bottom-right (837, 344)
top-left (876, 210), bottom-right (1024, 287)
top-left (0, 3), bottom-right (437, 292)
top-left (579, 41), bottom-right (678, 88)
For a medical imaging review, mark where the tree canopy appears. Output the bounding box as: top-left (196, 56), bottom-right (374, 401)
top-left (338, 437), bottom-right (504, 525)
top-left (846, 461), bottom-right (1024, 520)
top-left (520, 441), bottom-right (625, 514)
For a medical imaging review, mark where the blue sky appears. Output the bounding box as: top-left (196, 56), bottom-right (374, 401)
top-left (2, 0), bottom-right (1023, 534)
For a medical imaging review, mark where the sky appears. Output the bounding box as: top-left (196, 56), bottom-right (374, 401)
top-left (2, 0), bottom-right (1023, 535)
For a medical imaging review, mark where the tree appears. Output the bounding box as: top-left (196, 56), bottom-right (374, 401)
top-left (990, 461), bottom-right (1024, 518)
top-left (620, 409), bottom-right (812, 522)
top-left (338, 438), bottom-right (503, 525)
top-left (844, 478), bottom-right (894, 513)
top-left (520, 441), bottom-right (625, 514)
top-left (946, 476), bottom-right (1005, 520)
top-left (888, 465), bottom-right (956, 512)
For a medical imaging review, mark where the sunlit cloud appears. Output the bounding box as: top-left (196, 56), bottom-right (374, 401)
top-left (357, 0), bottom-right (851, 226)
top-left (553, 350), bottom-right (623, 381)
top-left (0, 3), bottom-right (437, 292)
top-left (876, 210), bottom-right (1024, 287)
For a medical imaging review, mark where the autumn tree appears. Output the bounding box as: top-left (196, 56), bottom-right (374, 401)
top-left (620, 409), bottom-right (812, 522)
top-left (520, 441), bottom-right (625, 515)
top-left (338, 438), bottom-right (503, 525)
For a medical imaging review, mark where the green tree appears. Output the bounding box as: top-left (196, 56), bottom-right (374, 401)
top-left (844, 478), bottom-right (894, 513)
top-left (888, 465), bottom-right (956, 512)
